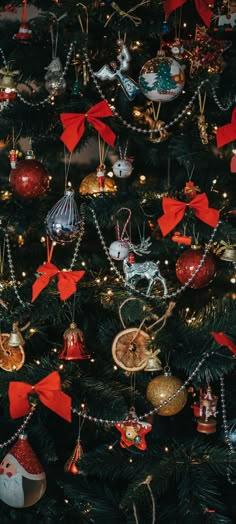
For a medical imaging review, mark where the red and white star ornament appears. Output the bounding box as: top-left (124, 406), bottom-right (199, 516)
top-left (115, 407), bottom-right (152, 450)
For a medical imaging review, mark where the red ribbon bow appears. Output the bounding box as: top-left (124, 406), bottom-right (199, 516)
top-left (9, 371), bottom-right (71, 422)
top-left (60, 100), bottom-right (116, 152)
top-left (211, 332), bottom-right (236, 355)
top-left (32, 262), bottom-right (85, 302)
top-left (217, 108), bottom-right (236, 148)
top-left (158, 193), bottom-right (219, 237)
top-left (164, 0), bottom-right (213, 27)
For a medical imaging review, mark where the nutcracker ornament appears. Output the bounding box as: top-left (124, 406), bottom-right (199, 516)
top-left (191, 386), bottom-right (218, 434)
top-left (94, 42), bottom-right (139, 101)
top-left (0, 434), bottom-right (46, 508)
top-left (9, 149), bottom-right (20, 169)
top-left (59, 322), bottom-right (90, 360)
top-left (115, 407), bottom-right (152, 450)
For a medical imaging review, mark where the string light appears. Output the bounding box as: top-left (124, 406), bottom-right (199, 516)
top-left (139, 175), bottom-right (146, 184)
top-left (59, 364), bottom-right (64, 370)
top-left (223, 192), bottom-right (228, 198)
top-left (81, 261), bottom-right (86, 266)
top-left (22, 271), bottom-right (26, 277)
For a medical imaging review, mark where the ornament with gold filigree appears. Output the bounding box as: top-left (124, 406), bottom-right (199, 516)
top-left (0, 68), bottom-right (18, 110)
top-left (133, 101), bottom-right (170, 143)
top-left (214, 240), bottom-right (236, 263)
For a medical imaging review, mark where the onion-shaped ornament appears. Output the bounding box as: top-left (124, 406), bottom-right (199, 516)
top-left (45, 189), bottom-right (80, 244)
top-left (112, 159), bottom-right (133, 178)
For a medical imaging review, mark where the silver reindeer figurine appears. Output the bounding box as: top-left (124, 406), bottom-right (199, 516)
top-left (123, 236), bottom-right (168, 296)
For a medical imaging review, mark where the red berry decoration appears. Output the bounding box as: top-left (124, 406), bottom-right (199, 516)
top-left (9, 153), bottom-right (50, 199)
top-left (176, 247), bottom-right (216, 289)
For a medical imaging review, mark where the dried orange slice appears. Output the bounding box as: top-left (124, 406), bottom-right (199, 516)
top-left (112, 328), bottom-right (150, 372)
top-left (0, 334), bottom-right (25, 372)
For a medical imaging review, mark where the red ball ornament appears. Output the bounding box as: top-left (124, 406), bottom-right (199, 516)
top-left (176, 247), bottom-right (216, 289)
top-left (9, 158), bottom-right (50, 199)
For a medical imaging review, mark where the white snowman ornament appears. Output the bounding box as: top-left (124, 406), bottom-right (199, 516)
top-left (109, 240), bottom-right (129, 260)
top-left (112, 159), bottom-right (133, 179)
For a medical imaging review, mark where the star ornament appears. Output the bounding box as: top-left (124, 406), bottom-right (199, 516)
top-left (115, 407), bottom-right (152, 450)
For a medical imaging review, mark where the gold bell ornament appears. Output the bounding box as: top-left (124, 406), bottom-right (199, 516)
top-left (216, 241), bottom-right (236, 263)
top-left (59, 322), bottom-right (90, 360)
top-left (144, 348), bottom-right (163, 372)
top-left (0, 68), bottom-right (18, 109)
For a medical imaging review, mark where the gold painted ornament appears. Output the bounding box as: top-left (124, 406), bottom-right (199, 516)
top-left (79, 172), bottom-right (116, 196)
top-left (146, 368), bottom-right (187, 416)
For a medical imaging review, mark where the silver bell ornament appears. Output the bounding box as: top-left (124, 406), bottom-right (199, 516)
top-left (45, 189), bottom-right (80, 244)
top-left (8, 322), bottom-right (25, 347)
top-left (112, 159), bottom-right (133, 179)
top-left (45, 58), bottom-right (66, 96)
top-left (109, 240), bottom-right (129, 261)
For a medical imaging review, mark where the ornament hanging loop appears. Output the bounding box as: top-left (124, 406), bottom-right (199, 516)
top-left (116, 208), bottom-right (132, 242)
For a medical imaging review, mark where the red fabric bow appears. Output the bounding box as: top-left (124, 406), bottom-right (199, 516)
top-left (217, 108), bottom-right (236, 148)
top-left (164, 0), bottom-right (213, 27)
top-left (32, 262), bottom-right (85, 302)
top-left (60, 100), bottom-right (116, 152)
top-left (9, 371), bottom-right (71, 422)
top-left (158, 193), bottom-right (219, 237)
top-left (211, 332), bottom-right (236, 355)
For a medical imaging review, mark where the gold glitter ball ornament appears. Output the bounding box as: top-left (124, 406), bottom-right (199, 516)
top-left (146, 370), bottom-right (188, 416)
top-left (79, 172), bottom-right (116, 195)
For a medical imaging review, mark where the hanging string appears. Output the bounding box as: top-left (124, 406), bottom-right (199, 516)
top-left (198, 91), bottom-right (207, 115)
top-left (0, 237), bottom-right (6, 276)
top-left (133, 502), bottom-right (140, 524)
top-left (115, 208), bottom-right (132, 242)
top-left (46, 237), bottom-right (55, 263)
top-left (104, 0), bottom-right (149, 27)
top-left (64, 147), bottom-right (73, 190)
top-left (151, 101), bottom-right (161, 123)
top-left (22, 0), bottom-right (27, 24)
top-left (98, 136), bottom-right (108, 168)
top-left (77, 3), bottom-right (89, 34)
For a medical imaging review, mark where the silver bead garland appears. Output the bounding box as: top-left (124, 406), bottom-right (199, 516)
top-left (83, 49), bottom-right (207, 134)
top-left (210, 85), bottom-right (233, 112)
top-left (0, 409), bottom-right (34, 450)
top-left (91, 207), bottom-right (220, 302)
top-left (5, 233), bottom-right (30, 308)
top-left (72, 350), bottom-right (214, 425)
top-left (220, 376), bottom-right (236, 485)
top-left (69, 208), bottom-right (86, 270)
top-left (0, 44), bottom-right (74, 109)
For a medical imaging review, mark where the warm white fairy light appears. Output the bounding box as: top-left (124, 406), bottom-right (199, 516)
top-left (90, 358), bottom-right (95, 363)
top-left (22, 271), bottom-right (26, 277)
top-left (81, 261), bottom-right (86, 266)
top-left (40, 236), bottom-right (46, 242)
top-left (113, 365), bottom-right (118, 370)
top-left (107, 171), bottom-right (113, 178)
top-left (164, 260), bottom-right (169, 265)
top-left (230, 277), bottom-right (236, 284)
top-left (222, 192), bottom-right (228, 198)
top-left (59, 363), bottom-right (64, 370)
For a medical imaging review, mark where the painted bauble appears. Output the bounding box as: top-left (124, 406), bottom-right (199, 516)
top-left (79, 172), bottom-right (116, 195)
top-left (45, 189), bottom-right (80, 244)
top-left (112, 159), bottom-right (133, 178)
top-left (139, 51), bottom-right (185, 102)
top-left (45, 74), bottom-right (66, 96)
top-left (0, 434), bottom-right (46, 508)
top-left (109, 240), bottom-right (129, 260)
top-left (176, 248), bottom-right (216, 289)
top-left (9, 159), bottom-right (50, 198)
top-left (146, 372), bottom-right (187, 416)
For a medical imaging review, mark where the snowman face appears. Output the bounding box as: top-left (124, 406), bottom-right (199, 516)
top-left (109, 241), bottom-right (129, 260)
top-left (112, 159), bottom-right (133, 178)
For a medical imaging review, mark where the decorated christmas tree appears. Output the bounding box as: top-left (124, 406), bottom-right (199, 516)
top-left (0, 1), bottom-right (235, 523)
